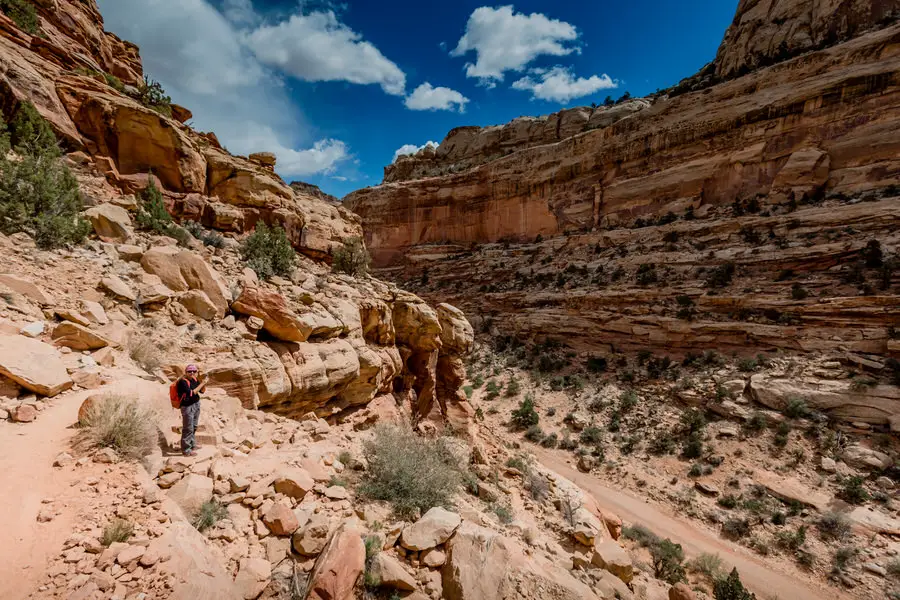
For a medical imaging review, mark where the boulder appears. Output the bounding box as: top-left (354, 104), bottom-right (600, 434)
top-left (0, 274), bottom-right (54, 305)
top-left (292, 513), bottom-right (333, 556)
top-left (401, 507), bottom-right (462, 551)
top-left (80, 300), bottom-right (109, 325)
top-left (263, 502), bottom-right (299, 536)
top-left (100, 276), bottom-right (137, 301)
top-left (117, 244), bottom-right (144, 261)
top-left (393, 299), bottom-right (442, 351)
top-left (167, 473), bottom-right (214, 517)
top-left (232, 286), bottom-right (313, 342)
top-left (369, 552), bottom-right (417, 591)
top-left (306, 524), bottom-right (365, 600)
top-left (592, 540), bottom-right (633, 583)
top-left (843, 445), bottom-right (893, 471)
top-left (273, 469), bottom-right (314, 500)
top-left (141, 248), bottom-right (230, 317)
top-left (178, 290), bottom-right (219, 321)
top-left (12, 404), bottom-right (37, 423)
top-left (0, 336), bottom-right (73, 396)
top-left (84, 203), bottom-right (133, 242)
top-left (436, 303), bottom-right (474, 355)
top-left (51, 322), bottom-right (110, 351)
top-left (422, 548), bottom-right (447, 567)
top-left (55, 309), bottom-right (91, 327)
top-left (443, 522), bottom-right (599, 600)
top-left (147, 521), bottom-right (241, 599)
top-left (233, 557), bottom-right (271, 600)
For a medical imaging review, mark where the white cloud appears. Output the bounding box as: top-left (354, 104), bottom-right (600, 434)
top-left (393, 141), bottom-right (439, 162)
top-left (451, 6), bottom-right (579, 83)
top-left (96, 0), bottom-right (355, 178)
top-left (512, 66), bottom-right (617, 103)
top-left (244, 11), bottom-right (406, 95)
top-left (404, 83), bottom-right (469, 112)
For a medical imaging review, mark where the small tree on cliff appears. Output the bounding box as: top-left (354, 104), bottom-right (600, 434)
top-left (241, 222), bottom-right (296, 280)
top-left (714, 568), bottom-right (757, 600)
top-left (332, 237), bottom-right (370, 277)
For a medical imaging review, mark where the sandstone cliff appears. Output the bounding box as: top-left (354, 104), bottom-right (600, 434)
top-left (344, 1), bottom-right (900, 365)
top-left (0, 0), bottom-right (359, 261)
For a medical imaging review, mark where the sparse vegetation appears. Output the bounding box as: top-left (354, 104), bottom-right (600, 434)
top-left (839, 476), bottom-right (869, 505)
top-left (137, 76), bottom-right (172, 117)
top-left (78, 394), bottom-right (157, 459)
top-left (332, 237), bottom-right (370, 277)
top-left (0, 102), bottom-right (90, 248)
top-left (689, 552), bottom-right (726, 581)
top-left (832, 545), bottom-right (858, 574)
top-left (510, 394), bottom-right (539, 430)
top-left (713, 568), bottom-right (757, 600)
top-left (649, 538), bottom-right (686, 584)
top-left (360, 425), bottom-right (462, 519)
top-left (783, 397), bottom-right (810, 419)
top-left (817, 511), bottom-right (851, 542)
top-left (0, 0), bottom-right (39, 34)
top-left (193, 500), bottom-right (227, 532)
top-left (101, 519), bottom-right (134, 546)
top-left (241, 222), bottom-right (296, 279)
top-left (722, 518), bottom-right (751, 540)
top-left (128, 337), bottom-right (162, 372)
top-left (706, 262), bottom-right (736, 288)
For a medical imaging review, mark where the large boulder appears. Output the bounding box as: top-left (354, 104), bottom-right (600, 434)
top-left (436, 304), bottom-right (474, 356)
top-left (0, 274), bottom-right (54, 305)
top-left (231, 286), bottom-right (311, 342)
top-left (443, 522), bottom-right (599, 600)
top-left (393, 299), bottom-right (442, 351)
top-left (178, 290), bottom-right (219, 321)
top-left (306, 524), bottom-right (365, 600)
top-left (167, 474), bottom-right (214, 517)
top-left (401, 507), bottom-right (462, 551)
top-left (148, 522), bottom-right (241, 600)
top-left (0, 335), bottom-right (73, 396)
top-left (369, 552), bottom-right (417, 591)
top-left (592, 540), bottom-right (633, 583)
top-left (262, 502), bottom-right (299, 536)
top-left (273, 468), bottom-right (314, 500)
top-left (84, 203), bottom-right (133, 242)
top-left (233, 557), bottom-right (271, 600)
top-left (51, 322), bottom-right (110, 351)
top-left (141, 248), bottom-right (230, 317)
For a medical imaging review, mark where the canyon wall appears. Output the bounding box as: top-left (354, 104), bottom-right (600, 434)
top-left (345, 1), bottom-right (900, 360)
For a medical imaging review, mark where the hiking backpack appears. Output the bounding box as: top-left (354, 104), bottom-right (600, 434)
top-left (169, 379), bottom-right (183, 409)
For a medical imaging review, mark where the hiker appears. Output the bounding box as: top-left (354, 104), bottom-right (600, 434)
top-left (177, 364), bottom-right (207, 456)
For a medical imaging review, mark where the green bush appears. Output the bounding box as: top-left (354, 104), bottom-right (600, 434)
top-left (743, 412), bottom-right (768, 435)
top-left (505, 377), bottom-right (521, 397)
top-left (713, 568), bottom-right (757, 600)
top-left (493, 504), bottom-right (514, 524)
top-left (241, 221), bottom-right (296, 280)
top-left (360, 425), bottom-right (462, 519)
top-left (706, 262), bottom-right (736, 288)
top-left (524, 424), bottom-right (544, 442)
top-left (688, 552), bottom-right (725, 581)
top-left (832, 546), bottom-right (858, 574)
top-left (193, 500), bottom-right (227, 532)
top-left (0, 103), bottom-right (90, 248)
top-left (511, 395), bottom-right (539, 430)
top-left (580, 426), bottom-right (603, 445)
top-left (722, 518), bottom-right (751, 540)
top-left (104, 73), bottom-right (125, 93)
top-left (717, 494), bottom-right (740, 509)
top-left (135, 178), bottom-right (173, 233)
top-left (622, 524), bottom-right (660, 547)
top-left (137, 76), bottom-right (172, 117)
top-left (0, 0), bottom-right (39, 35)
top-left (775, 525), bottom-right (807, 552)
top-left (839, 476), bottom-right (869, 505)
top-left (784, 397), bottom-right (809, 419)
top-left (332, 236), bottom-right (370, 276)
top-left (650, 538), bottom-right (686, 583)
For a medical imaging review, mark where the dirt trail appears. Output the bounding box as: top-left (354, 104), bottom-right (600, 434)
top-left (0, 378), bottom-right (163, 599)
top-left (534, 448), bottom-right (854, 600)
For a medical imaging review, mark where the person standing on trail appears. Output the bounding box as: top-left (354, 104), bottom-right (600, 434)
top-left (177, 364), bottom-right (207, 457)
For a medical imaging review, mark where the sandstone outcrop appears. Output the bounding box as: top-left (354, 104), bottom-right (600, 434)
top-left (0, 335), bottom-right (73, 396)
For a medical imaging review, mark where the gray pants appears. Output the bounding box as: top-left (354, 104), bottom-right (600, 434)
top-left (180, 402), bottom-right (200, 454)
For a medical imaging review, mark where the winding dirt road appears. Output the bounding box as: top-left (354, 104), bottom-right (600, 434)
top-left (534, 448), bottom-right (854, 600)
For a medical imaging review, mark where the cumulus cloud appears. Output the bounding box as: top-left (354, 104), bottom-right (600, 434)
top-left (404, 83), bottom-right (469, 112)
top-left (451, 6), bottom-right (579, 83)
top-left (95, 0), bottom-right (395, 178)
top-left (512, 66), bottom-right (617, 103)
top-left (393, 141), bottom-right (439, 162)
top-left (244, 11), bottom-right (406, 96)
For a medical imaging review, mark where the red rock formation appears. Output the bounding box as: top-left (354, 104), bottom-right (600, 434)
top-left (0, 0), bottom-right (360, 260)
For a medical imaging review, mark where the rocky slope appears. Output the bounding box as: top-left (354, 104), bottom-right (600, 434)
top-left (345, 0), bottom-right (900, 377)
top-left (0, 0), bottom-right (359, 261)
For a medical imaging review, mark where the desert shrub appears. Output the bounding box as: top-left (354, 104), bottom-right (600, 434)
top-left (0, 0), bottom-right (39, 33)
top-left (863, 239), bottom-right (883, 268)
top-left (79, 394), bottom-right (157, 459)
top-left (128, 338), bottom-right (162, 373)
top-left (524, 424), bottom-right (544, 442)
top-left (737, 358), bottom-right (757, 372)
top-left (360, 425), bottom-right (462, 519)
top-left (135, 178), bottom-right (173, 233)
top-left (650, 538), bottom-right (686, 583)
top-left (839, 476), bottom-right (869, 504)
top-left (688, 552), bottom-right (725, 581)
top-left (101, 519), bottom-right (134, 546)
top-left (636, 263), bottom-right (658, 286)
top-left (540, 432), bottom-right (558, 448)
top-left (713, 568), bottom-right (757, 600)
top-left (618, 389), bottom-right (638, 413)
top-left (775, 525), bottom-right (807, 552)
top-left (718, 494), bottom-right (740, 509)
top-left (332, 236), bottom-right (370, 276)
top-left (722, 518), bottom-right (751, 540)
top-left (586, 356), bottom-right (608, 372)
top-left (706, 262), bottom-right (736, 288)
top-left (242, 222), bottom-right (296, 279)
top-left (137, 76), bottom-right (172, 117)
top-left (773, 421), bottom-right (791, 447)
top-left (493, 504), bottom-right (514, 524)
top-left (688, 463), bottom-right (703, 477)
top-left (103, 72), bottom-right (125, 92)
top-left (817, 511), bottom-right (851, 542)
top-left (511, 395), bottom-right (539, 430)
top-left (485, 380), bottom-right (501, 400)
top-left (680, 408), bottom-right (707, 434)
top-left (0, 103), bottom-right (90, 248)
top-left (622, 524), bottom-right (660, 547)
top-left (832, 546), bottom-right (858, 574)
top-left (791, 283), bottom-right (809, 300)
top-left (193, 500), bottom-right (227, 532)
top-left (580, 426), bottom-right (603, 445)
top-left (648, 430), bottom-right (676, 455)
top-left (743, 412), bottom-right (768, 435)
top-left (505, 456), bottom-right (528, 472)
top-left (505, 377), bottom-right (521, 397)
top-left (783, 397), bottom-right (810, 419)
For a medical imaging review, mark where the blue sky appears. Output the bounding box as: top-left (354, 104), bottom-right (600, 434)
top-left (97, 1), bottom-right (738, 198)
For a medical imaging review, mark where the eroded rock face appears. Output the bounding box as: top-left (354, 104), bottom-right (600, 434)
top-left (0, 335), bottom-right (73, 396)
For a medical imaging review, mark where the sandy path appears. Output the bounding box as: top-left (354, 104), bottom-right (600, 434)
top-left (0, 378), bottom-right (165, 599)
top-left (534, 448), bottom-right (854, 600)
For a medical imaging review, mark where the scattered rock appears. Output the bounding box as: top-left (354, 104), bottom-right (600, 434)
top-left (12, 404), bottom-right (36, 423)
top-left (0, 335), bottom-right (73, 396)
top-left (233, 557), bottom-right (272, 600)
top-left (369, 552), bottom-right (417, 591)
top-left (263, 502), bottom-right (300, 536)
top-left (592, 540), bottom-right (633, 583)
top-left (401, 507), bottom-right (462, 551)
top-left (306, 524), bottom-right (365, 600)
